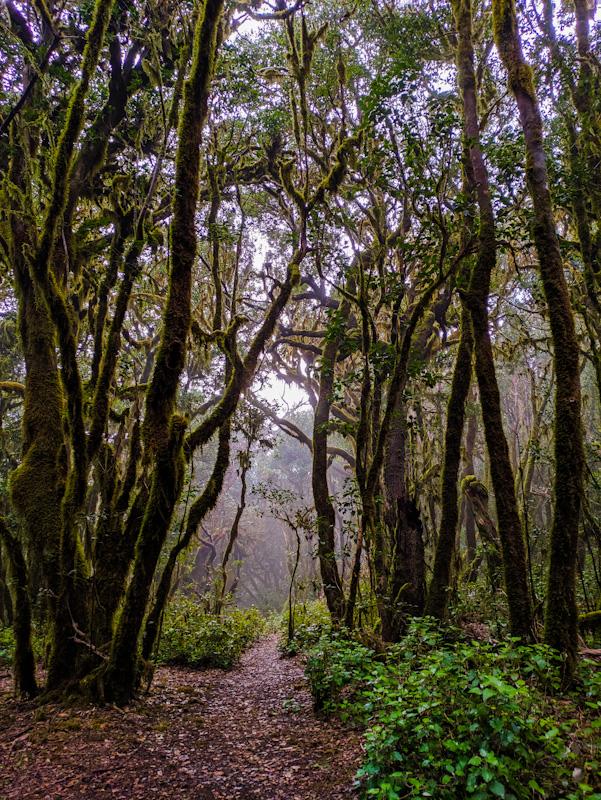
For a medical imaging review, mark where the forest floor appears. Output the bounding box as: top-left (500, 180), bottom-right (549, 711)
top-left (0, 636), bottom-right (362, 800)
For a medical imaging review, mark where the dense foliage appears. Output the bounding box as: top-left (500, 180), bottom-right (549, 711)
top-left (304, 621), bottom-right (601, 799)
top-left (0, 626), bottom-right (15, 665)
top-left (156, 599), bottom-right (266, 669)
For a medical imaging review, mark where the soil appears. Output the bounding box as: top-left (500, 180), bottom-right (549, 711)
top-left (0, 636), bottom-right (362, 800)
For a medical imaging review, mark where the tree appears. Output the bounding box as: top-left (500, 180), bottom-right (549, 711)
top-left (493, 0), bottom-right (585, 678)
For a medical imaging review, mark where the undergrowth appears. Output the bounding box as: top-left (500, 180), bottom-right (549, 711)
top-left (156, 597), bottom-right (266, 669)
top-left (302, 618), bottom-right (601, 800)
top-left (0, 626), bottom-right (14, 664)
top-left (1, 601), bottom-right (266, 673)
top-left (279, 598), bottom-right (332, 655)
top-left (0, 625), bottom-right (44, 666)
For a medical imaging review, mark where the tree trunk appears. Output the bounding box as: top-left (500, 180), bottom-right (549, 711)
top-left (99, 0), bottom-right (226, 704)
top-left (462, 477), bottom-right (503, 592)
top-left (381, 396), bottom-right (425, 639)
top-left (344, 526), bottom-right (363, 629)
top-left (311, 303), bottom-right (349, 623)
top-left (215, 448), bottom-right (249, 616)
top-left (493, 0), bottom-right (585, 676)
top-left (0, 518), bottom-right (37, 698)
top-left (101, 418), bottom-right (186, 702)
top-left (426, 300), bottom-right (473, 618)
top-left (142, 422), bottom-right (231, 661)
top-left (454, 0), bottom-right (533, 639)
top-left (463, 404), bottom-right (479, 578)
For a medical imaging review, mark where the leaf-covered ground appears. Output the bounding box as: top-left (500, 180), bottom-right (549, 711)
top-left (0, 636), bottom-right (362, 799)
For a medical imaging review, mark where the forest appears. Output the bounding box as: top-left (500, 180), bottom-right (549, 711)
top-left (0, 0), bottom-right (600, 798)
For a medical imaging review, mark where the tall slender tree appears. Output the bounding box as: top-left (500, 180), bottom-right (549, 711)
top-left (493, 0), bottom-right (584, 674)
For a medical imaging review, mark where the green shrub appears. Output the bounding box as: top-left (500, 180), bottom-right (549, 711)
top-left (305, 619), bottom-right (601, 800)
top-left (0, 626), bottom-right (15, 664)
top-left (0, 625), bottom-right (45, 665)
top-left (280, 598), bottom-right (332, 655)
top-left (305, 631), bottom-right (378, 714)
top-left (156, 598), bottom-right (266, 670)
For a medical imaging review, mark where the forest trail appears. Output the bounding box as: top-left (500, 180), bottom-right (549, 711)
top-left (0, 636), bottom-right (362, 800)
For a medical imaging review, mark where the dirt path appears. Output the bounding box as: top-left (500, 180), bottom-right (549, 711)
top-left (0, 636), bottom-right (362, 800)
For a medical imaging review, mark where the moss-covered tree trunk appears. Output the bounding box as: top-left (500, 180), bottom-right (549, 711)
top-left (9, 279), bottom-right (65, 623)
top-left (100, 417), bottom-right (186, 702)
top-left (453, 0), bottom-right (533, 639)
top-left (462, 477), bottom-right (503, 591)
top-left (312, 304), bottom-right (349, 624)
top-left (8, 0), bottom-right (117, 690)
top-left (462, 407), bottom-right (478, 577)
top-left (0, 559), bottom-right (13, 628)
top-left (100, 0), bottom-right (225, 704)
top-left (358, 260), bottom-right (454, 639)
top-left (215, 448), bottom-right (249, 617)
top-left (539, 0), bottom-right (601, 405)
top-left (493, 0), bottom-right (584, 676)
top-left (142, 421), bottom-right (232, 660)
top-left (572, 0), bottom-right (601, 244)
top-left (6, 125), bottom-right (65, 637)
top-left (381, 395), bottom-right (425, 639)
top-left (88, 428), bottom-right (144, 655)
top-left (344, 525), bottom-right (363, 628)
top-left (426, 300), bottom-right (473, 618)
top-left (0, 518), bottom-right (37, 698)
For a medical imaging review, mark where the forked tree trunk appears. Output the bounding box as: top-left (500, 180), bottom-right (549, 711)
top-left (312, 301), bottom-right (350, 623)
top-left (100, 0), bottom-right (226, 703)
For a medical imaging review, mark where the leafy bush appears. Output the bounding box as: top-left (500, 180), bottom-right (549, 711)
top-left (305, 631), bottom-right (378, 714)
top-left (0, 625), bottom-right (45, 665)
top-left (305, 619), bottom-right (601, 799)
top-left (280, 598), bottom-right (332, 655)
top-left (0, 626), bottom-right (15, 664)
top-left (156, 598), bottom-right (266, 670)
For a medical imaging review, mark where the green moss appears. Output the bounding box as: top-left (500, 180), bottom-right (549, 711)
top-left (460, 474), bottom-right (487, 498)
top-left (9, 283), bottom-right (65, 614)
top-left (29, 0), bottom-right (115, 507)
top-left (100, 414), bottom-right (187, 703)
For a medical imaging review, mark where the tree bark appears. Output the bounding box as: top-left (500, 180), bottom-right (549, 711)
top-left (100, 0), bottom-right (226, 703)
top-left (454, 0), bottom-right (533, 639)
top-left (493, 0), bottom-right (585, 676)
top-left (312, 302), bottom-right (350, 624)
top-left (426, 300), bottom-right (473, 618)
top-left (0, 518), bottom-right (37, 698)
